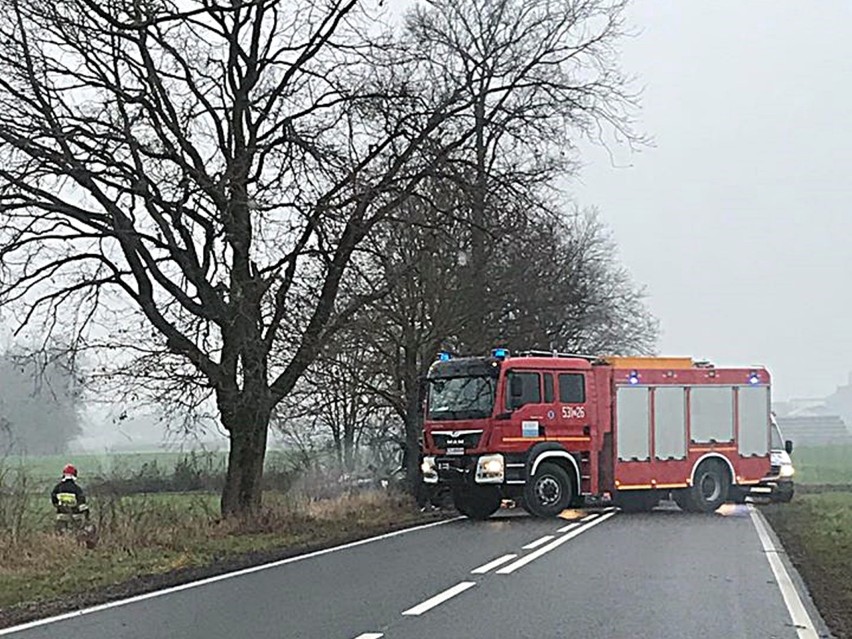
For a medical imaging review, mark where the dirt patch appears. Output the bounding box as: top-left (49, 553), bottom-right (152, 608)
top-left (762, 492), bottom-right (852, 639)
top-left (0, 511), bottom-right (448, 630)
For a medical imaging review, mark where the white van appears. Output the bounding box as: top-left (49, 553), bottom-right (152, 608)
top-left (762, 414), bottom-right (795, 502)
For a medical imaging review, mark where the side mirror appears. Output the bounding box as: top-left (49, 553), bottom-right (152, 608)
top-left (785, 440), bottom-right (794, 455)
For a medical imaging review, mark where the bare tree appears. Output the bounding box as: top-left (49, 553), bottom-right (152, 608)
top-left (0, 0), bottom-right (645, 515)
top-left (277, 338), bottom-right (388, 473)
top-left (0, 0), bottom-right (486, 515)
top-left (405, 0), bottom-right (642, 351)
top-left (488, 207), bottom-right (658, 355)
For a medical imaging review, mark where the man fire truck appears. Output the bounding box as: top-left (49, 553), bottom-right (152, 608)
top-left (420, 349), bottom-right (773, 519)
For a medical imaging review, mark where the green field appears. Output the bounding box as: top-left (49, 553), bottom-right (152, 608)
top-left (790, 444), bottom-right (852, 486)
top-left (2, 451), bottom-right (225, 485)
top-left (0, 449), bottom-right (316, 493)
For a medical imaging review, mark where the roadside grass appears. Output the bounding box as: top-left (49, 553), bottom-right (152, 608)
top-left (763, 492), bottom-right (852, 639)
top-left (792, 444), bottom-right (852, 486)
top-left (0, 489), bottom-right (433, 611)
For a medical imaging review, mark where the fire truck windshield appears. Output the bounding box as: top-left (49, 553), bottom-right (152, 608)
top-left (427, 376), bottom-right (496, 421)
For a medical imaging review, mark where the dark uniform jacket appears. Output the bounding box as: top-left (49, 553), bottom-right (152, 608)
top-left (50, 478), bottom-right (86, 511)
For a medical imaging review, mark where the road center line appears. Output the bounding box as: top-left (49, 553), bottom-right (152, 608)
top-left (471, 554), bottom-right (518, 574)
top-left (352, 634), bottom-right (383, 639)
top-left (749, 505), bottom-right (819, 639)
top-left (522, 535), bottom-right (555, 550)
top-left (497, 511), bottom-right (617, 574)
top-left (557, 522), bottom-right (579, 533)
top-left (402, 582), bottom-right (477, 616)
top-left (581, 513), bottom-right (600, 522)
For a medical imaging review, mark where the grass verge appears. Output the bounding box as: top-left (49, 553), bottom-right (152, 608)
top-left (762, 491), bottom-right (852, 639)
top-left (0, 490), bottom-right (445, 628)
top-left (792, 444), bottom-right (852, 486)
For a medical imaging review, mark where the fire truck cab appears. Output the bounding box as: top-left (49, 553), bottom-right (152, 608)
top-left (421, 350), bottom-right (773, 519)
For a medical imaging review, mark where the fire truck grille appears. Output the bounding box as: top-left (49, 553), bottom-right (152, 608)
top-left (431, 431), bottom-right (482, 450)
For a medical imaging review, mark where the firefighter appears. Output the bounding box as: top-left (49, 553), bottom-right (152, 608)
top-left (50, 464), bottom-right (89, 521)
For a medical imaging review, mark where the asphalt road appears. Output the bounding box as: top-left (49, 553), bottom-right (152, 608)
top-left (1, 504), bottom-right (829, 639)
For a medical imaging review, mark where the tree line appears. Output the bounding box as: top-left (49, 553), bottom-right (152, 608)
top-left (0, 349), bottom-right (82, 456)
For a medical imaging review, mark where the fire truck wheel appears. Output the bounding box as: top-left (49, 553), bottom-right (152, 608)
top-left (524, 462), bottom-right (574, 518)
top-left (452, 486), bottom-right (502, 520)
top-left (680, 460), bottom-right (730, 513)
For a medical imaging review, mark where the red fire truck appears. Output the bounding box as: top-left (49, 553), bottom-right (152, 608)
top-left (420, 350), bottom-right (772, 518)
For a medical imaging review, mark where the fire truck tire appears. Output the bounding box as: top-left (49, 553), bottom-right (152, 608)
top-left (672, 489), bottom-right (694, 512)
top-left (452, 486), bottom-right (502, 520)
top-left (524, 462), bottom-right (574, 518)
top-left (678, 460), bottom-right (730, 513)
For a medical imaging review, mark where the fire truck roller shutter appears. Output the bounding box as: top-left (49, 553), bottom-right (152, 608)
top-left (690, 387), bottom-right (734, 444)
top-left (738, 386), bottom-right (771, 457)
top-left (616, 386), bottom-right (650, 461)
top-left (654, 386), bottom-right (687, 460)
top-left (527, 444), bottom-right (581, 495)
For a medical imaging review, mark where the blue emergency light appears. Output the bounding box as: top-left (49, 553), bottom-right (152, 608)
top-left (748, 372), bottom-right (760, 385)
top-left (628, 371), bottom-right (640, 385)
top-left (491, 348), bottom-right (509, 359)
top-left (437, 351), bottom-right (452, 362)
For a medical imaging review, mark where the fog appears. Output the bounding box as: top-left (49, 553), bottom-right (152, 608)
top-left (383, 0), bottom-right (852, 401)
top-left (571, 0), bottom-right (852, 401)
top-left (12, 1), bottom-right (852, 452)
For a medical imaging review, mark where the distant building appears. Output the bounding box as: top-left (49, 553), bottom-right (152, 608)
top-left (825, 372), bottom-right (852, 428)
top-left (773, 375), bottom-right (852, 445)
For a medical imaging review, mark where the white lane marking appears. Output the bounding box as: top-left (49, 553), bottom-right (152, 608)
top-left (353, 634), bottom-right (384, 639)
top-left (557, 522), bottom-right (580, 533)
top-left (471, 554), bottom-right (518, 574)
top-left (522, 535), bottom-right (555, 550)
top-left (401, 581), bottom-right (477, 616)
top-left (497, 511), bottom-right (617, 574)
top-left (581, 513), bottom-right (600, 522)
top-left (749, 505), bottom-right (819, 639)
top-left (0, 518), bottom-right (463, 637)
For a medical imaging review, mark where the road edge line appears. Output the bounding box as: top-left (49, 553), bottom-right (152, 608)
top-left (0, 517), bottom-right (462, 637)
top-left (748, 505), bottom-right (819, 639)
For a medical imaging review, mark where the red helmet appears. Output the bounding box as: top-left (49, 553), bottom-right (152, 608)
top-left (62, 464), bottom-right (78, 478)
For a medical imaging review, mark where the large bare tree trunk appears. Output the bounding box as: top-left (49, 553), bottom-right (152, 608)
top-left (401, 342), bottom-right (423, 494)
top-left (219, 380), bottom-right (272, 516)
top-left (221, 414), bottom-right (270, 516)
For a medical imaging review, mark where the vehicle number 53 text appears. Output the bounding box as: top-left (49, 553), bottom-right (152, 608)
top-left (561, 405), bottom-right (585, 419)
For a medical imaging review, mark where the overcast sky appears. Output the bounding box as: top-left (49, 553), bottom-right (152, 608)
top-left (566, 0), bottom-right (852, 401)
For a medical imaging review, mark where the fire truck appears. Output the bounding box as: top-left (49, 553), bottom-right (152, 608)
top-left (420, 350), bottom-right (773, 518)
